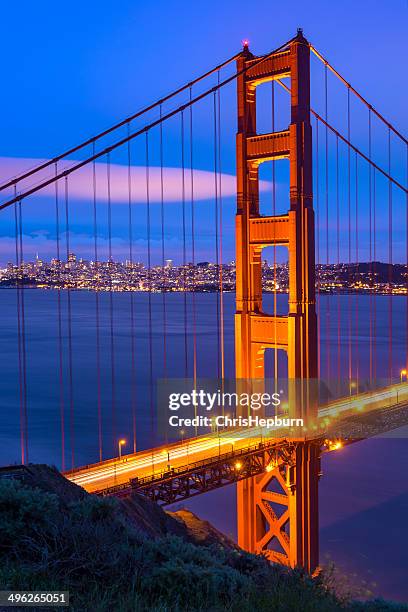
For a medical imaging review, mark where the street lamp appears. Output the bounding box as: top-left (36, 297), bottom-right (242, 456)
top-left (400, 369), bottom-right (407, 382)
top-left (164, 450), bottom-right (170, 466)
top-left (118, 439), bottom-right (126, 459)
top-left (180, 429), bottom-right (185, 443)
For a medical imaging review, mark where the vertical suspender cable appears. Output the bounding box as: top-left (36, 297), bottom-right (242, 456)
top-left (189, 89), bottom-right (198, 434)
top-left (159, 105), bottom-right (167, 380)
top-left (272, 81), bottom-right (278, 382)
top-left (127, 126), bottom-right (137, 454)
top-left (14, 190), bottom-right (24, 464)
top-left (145, 132), bottom-right (154, 442)
top-left (315, 116), bottom-right (321, 377)
top-left (65, 177), bottom-right (74, 468)
top-left (336, 136), bottom-right (341, 386)
top-left (189, 89), bottom-right (197, 390)
top-left (213, 92), bottom-right (221, 380)
top-left (406, 145), bottom-right (408, 374)
top-left (217, 74), bottom-right (225, 383)
top-left (368, 109), bottom-right (373, 384)
top-left (373, 169), bottom-right (377, 380)
top-left (355, 153), bottom-right (359, 389)
top-left (107, 152), bottom-right (116, 453)
top-left (325, 64), bottom-right (330, 380)
top-left (347, 88), bottom-right (352, 387)
top-left (181, 111), bottom-right (188, 377)
top-left (18, 201), bottom-right (28, 462)
top-left (93, 145), bottom-right (102, 461)
top-left (55, 165), bottom-right (65, 470)
top-left (388, 128), bottom-right (393, 383)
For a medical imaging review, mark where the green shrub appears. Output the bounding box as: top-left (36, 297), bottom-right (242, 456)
top-left (0, 480), bottom-right (59, 553)
top-left (69, 494), bottom-right (119, 522)
top-left (0, 480), bottom-right (406, 612)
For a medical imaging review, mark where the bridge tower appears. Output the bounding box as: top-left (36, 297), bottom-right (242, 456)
top-left (235, 30), bottom-right (319, 571)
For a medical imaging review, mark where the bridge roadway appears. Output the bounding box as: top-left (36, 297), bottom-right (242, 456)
top-left (65, 382), bottom-right (408, 494)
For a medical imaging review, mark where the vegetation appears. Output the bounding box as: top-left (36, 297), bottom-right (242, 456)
top-left (0, 478), bottom-right (406, 612)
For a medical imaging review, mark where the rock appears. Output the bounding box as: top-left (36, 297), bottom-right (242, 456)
top-left (169, 508), bottom-right (238, 549)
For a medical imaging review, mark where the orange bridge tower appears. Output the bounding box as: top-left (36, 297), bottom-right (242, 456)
top-left (235, 30), bottom-right (319, 572)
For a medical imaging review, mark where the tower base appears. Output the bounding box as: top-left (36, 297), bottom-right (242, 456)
top-left (237, 442), bottom-right (320, 572)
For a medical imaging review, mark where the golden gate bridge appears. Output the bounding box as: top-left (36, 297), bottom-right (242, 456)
top-left (0, 29), bottom-right (407, 573)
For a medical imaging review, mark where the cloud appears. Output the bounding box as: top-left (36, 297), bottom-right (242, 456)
top-left (0, 158), bottom-right (271, 204)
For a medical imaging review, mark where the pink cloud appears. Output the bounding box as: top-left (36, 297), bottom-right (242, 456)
top-left (0, 158), bottom-right (271, 204)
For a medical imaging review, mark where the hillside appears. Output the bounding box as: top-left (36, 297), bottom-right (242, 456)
top-left (0, 464), bottom-right (406, 612)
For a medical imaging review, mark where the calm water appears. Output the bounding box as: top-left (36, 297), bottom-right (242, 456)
top-left (0, 289), bottom-right (407, 601)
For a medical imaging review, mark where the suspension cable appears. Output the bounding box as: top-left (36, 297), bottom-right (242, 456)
top-left (0, 52), bottom-right (242, 193)
top-left (1, 37), bottom-right (300, 211)
top-left (275, 79), bottom-right (408, 195)
top-left (310, 45), bottom-right (408, 146)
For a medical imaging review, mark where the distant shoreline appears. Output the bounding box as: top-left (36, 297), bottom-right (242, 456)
top-left (0, 285), bottom-right (406, 296)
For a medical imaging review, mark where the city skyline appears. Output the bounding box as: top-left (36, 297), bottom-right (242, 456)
top-left (2, 250), bottom-right (406, 294)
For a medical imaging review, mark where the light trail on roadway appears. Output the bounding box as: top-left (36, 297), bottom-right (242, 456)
top-left (65, 381), bottom-right (408, 493)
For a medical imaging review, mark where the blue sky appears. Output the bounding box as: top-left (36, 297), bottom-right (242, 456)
top-left (0, 0), bottom-right (407, 265)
